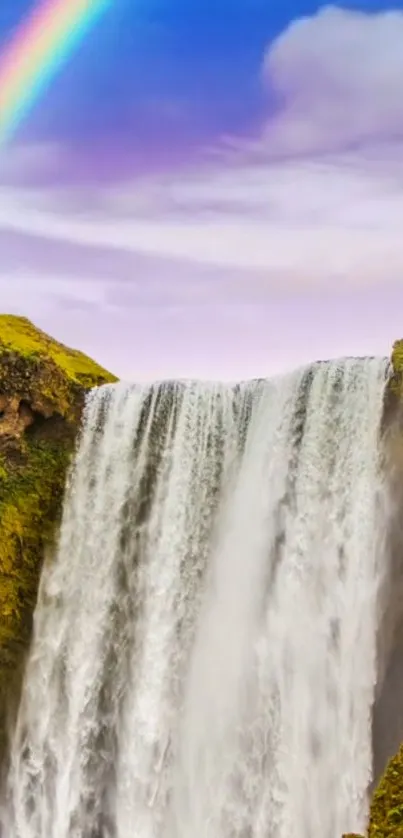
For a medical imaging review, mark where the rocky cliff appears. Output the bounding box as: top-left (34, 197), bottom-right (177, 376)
top-left (0, 314), bottom-right (117, 749)
top-left (368, 743), bottom-right (403, 837)
top-left (1, 316), bottom-right (403, 833)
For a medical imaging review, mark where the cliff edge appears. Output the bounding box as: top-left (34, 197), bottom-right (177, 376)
top-left (0, 314), bottom-right (117, 744)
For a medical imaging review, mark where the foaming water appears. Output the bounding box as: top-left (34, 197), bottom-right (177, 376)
top-left (0, 359), bottom-right (389, 838)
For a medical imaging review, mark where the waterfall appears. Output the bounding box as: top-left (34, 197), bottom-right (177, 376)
top-left (0, 358), bottom-right (389, 838)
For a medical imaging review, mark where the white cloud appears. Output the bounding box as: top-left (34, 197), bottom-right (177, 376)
top-left (1, 6), bottom-right (403, 378)
top-left (0, 148), bottom-right (403, 288)
top-left (0, 8), bottom-right (402, 290)
top-left (262, 5), bottom-right (403, 155)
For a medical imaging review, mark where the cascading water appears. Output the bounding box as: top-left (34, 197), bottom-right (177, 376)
top-left (0, 358), bottom-right (390, 838)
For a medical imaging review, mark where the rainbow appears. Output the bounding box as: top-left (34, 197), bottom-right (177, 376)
top-left (0, 0), bottom-right (112, 144)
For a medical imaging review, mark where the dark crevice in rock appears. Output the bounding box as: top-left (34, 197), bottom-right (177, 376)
top-left (24, 407), bottom-right (72, 444)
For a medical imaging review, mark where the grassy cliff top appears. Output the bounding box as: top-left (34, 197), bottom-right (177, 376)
top-left (392, 340), bottom-right (403, 374)
top-left (0, 315), bottom-right (117, 389)
top-left (0, 315), bottom-right (117, 421)
top-left (0, 316), bottom-right (118, 745)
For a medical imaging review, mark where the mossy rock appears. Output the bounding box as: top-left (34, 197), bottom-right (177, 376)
top-left (0, 313), bottom-right (117, 420)
top-left (0, 314), bottom-right (117, 753)
top-left (367, 745), bottom-right (403, 838)
top-left (391, 340), bottom-right (403, 383)
top-left (383, 340), bottom-right (403, 428)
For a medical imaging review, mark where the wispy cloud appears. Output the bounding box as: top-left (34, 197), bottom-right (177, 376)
top-left (0, 5), bottom-right (402, 378)
top-left (1, 148), bottom-right (402, 286)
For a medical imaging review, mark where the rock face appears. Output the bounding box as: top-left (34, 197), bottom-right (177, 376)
top-left (0, 314), bottom-right (117, 749)
top-left (369, 744), bottom-right (403, 837)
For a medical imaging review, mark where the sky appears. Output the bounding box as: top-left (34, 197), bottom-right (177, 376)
top-left (1, 0), bottom-right (403, 380)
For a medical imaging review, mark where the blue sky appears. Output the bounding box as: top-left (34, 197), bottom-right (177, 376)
top-left (1, 0), bottom-right (403, 379)
top-left (1, 0), bottom-right (298, 147)
top-left (1, 0), bottom-right (401, 149)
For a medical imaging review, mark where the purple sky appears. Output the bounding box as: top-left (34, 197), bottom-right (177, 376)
top-left (1, 3), bottom-right (403, 380)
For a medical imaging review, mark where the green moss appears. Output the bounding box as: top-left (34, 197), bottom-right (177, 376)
top-left (0, 314), bottom-right (117, 388)
top-left (0, 314), bottom-right (117, 756)
top-left (0, 314), bottom-right (117, 420)
top-left (388, 340), bottom-right (403, 398)
top-left (368, 746), bottom-right (403, 838)
top-left (0, 439), bottom-right (70, 667)
top-left (392, 340), bottom-right (403, 375)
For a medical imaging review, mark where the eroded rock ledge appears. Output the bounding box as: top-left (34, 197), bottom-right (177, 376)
top-left (0, 314), bottom-right (117, 750)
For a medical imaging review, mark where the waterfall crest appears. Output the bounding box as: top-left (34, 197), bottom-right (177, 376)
top-left (1, 359), bottom-right (389, 838)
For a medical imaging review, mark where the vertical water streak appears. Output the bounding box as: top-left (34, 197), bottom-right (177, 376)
top-left (171, 359), bottom-right (388, 838)
top-left (3, 380), bottom-right (255, 838)
top-left (1, 359), bottom-right (389, 838)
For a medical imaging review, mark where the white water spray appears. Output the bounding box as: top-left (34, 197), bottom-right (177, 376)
top-left (1, 359), bottom-right (389, 838)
